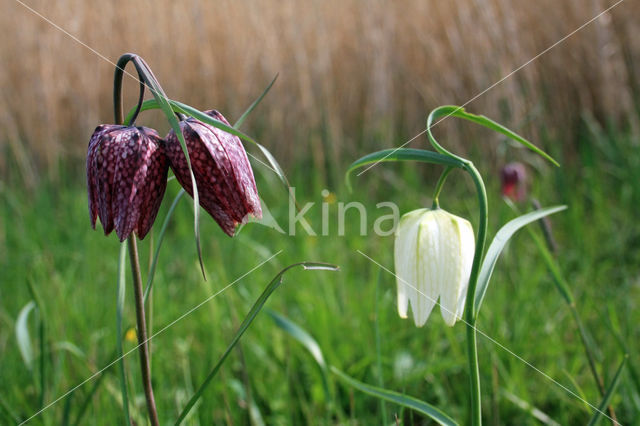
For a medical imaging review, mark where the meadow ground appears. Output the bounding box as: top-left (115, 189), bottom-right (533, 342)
top-left (1, 122), bottom-right (639, 424)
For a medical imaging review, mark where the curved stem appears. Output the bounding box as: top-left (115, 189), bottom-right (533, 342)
top-left (114, 54), bottom-right (161, 426)
top-left (128, 236), bottom-right (160, 426)
top-left (426, 108), bottom-right (488, 425)
top-left (432, 166), bottom-right (454, 209)
top-left (114, 53), bottom-right (166, 125)
top-left (463, 163), bottom-right (488, 426)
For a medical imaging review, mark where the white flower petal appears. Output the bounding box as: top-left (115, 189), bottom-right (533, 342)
top-left (394, 208), bottom-right (475, 328)
top-left (394, 210), bottom-right (426, 320)
top-left (432, 211), bottom-right (456, 326)
top-left (455, 216), bottom-right (475, 321)
top-left (415, 212), bottom-right (440, 326)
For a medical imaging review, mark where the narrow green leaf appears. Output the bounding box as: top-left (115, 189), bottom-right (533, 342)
top-left (123, 99), bottom-right (159, 126)
top-left (330, 367), bottom-right (458, 426)
top-left (175, 262), bottom-right (339, 425)
top-left (234, 73), bottom-right (278, 129)
top-left (0, 395), bottom-right (20, 424)
top-left (266, 309), bottom-right (326, 369)
top-left (116, 242), bottom-right (131, 425)
top-left (587, 355), bottom-right (627, 426)
top-left (172, 100), bottom-right (290, 190)
top-left (16, 300), bottom-right (36, 370)
top-left (143, 189), bottom-right (186, 303)
top-left (427, 105), bottom-right (559, 166)
top-left (606, 304), bottom-right (640, 397)
top-left (53, 341), bottom-right (85, 359)
top-left (266, 309), bottom-right (330, 401)
top-left (62, 392), bottom-right (73, 426)
top-left (505, 200), bottom-right (575, 305)
top-left (346, 148), bottom-right (466, 191)
top-left (72, 349), bottom-right (117, 426)
top-left (134, 59), bottom-right (206, 280)
top-left (374, 270), bottom-right (388, 421)
top-left (474, 205), bottom-right (567, 316)
top-left (27, 279), bottom-right (47, 408)
top-left (124, 97), bottom-right (291, 191)
top-left (501, 390), bottom-right (561, 426)
top-left (228, 379), bottom-right (265, 426)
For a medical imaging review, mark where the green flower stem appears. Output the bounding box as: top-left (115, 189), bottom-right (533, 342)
top-left (127, 236), bottom-right (160, 426)
top-left (463, 163), bottom-right (488, 426)
top-left (432, 166), bottom-right (454, 209)
top-left (114, 54), bottom-right (161, 426)
top-left (427, 109), bottom-right (488, 426)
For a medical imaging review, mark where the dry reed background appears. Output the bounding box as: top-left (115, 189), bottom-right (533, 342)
top-left (1, 0), bottom-right (638, 187)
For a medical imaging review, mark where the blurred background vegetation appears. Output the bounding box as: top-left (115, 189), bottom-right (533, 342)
top-left (1, 0), bottom-right (639, 424)
top-left (1, 0), bottom-right (639, 186)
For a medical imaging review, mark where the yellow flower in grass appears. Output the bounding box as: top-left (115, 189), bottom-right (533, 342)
top-left (125, 327), bottom-right (137, 343)
top-left (394, 208), bottom-right (475, 327)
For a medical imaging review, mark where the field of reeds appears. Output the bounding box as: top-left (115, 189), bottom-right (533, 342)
top-left (1, 0), bottom-right (640, 425)
top-left (2, 0), bottom-right (639, 186)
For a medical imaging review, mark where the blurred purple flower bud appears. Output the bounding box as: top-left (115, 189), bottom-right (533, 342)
top-left (164, 110), bottom-right (262, 236)
top-left (87, 125), bottom-right (169, 241)
top-left (501, 162), bottom-right (527, 201)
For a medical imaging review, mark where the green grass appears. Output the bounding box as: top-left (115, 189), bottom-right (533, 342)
top-left (1, 126), bottom-right (639, 425)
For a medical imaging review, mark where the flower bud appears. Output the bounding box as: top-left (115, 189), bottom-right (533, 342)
top-left (501, 162), bottom-right (527, 201)
top-left (87, 125), bottom-right (169, 241)
top-left (164, 110), bottom-right (262, 236)
top-left (394, 208), bottom-right (475, 327)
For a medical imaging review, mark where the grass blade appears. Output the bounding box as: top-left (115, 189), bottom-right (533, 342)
top-left (474, 205), bottom-right (567, 315)
top-left (345, 148), bottom-right (466, 190)
top-left (228, 379), bottom-right (265, 426)
top-left (71, 365), bottom-right (110, 426)
top-left (0, 394), bottom-right (21, 424)
top-left (27, 279), bottom-right (47, 408)
top-left (330, 367), bottom-right (458, 426)
top-left (116, 242), bottom-right (131, 425)
top-left (175, 262), bottom-right (339, 425)
top-left (143, 189), bottom-right (186, 303)
top-left (427, 105), bottom-right (559, 166)
top-left (374, 269), bottom-right (388, 421)
top-left (234, 74), bottom-right (278, 129)
top-left (587, 355), bottom-right (627, 426)
top-left (15, 300), bottom-right (36, 371)
top-left (606, 304), bottom-right (640, 397)
top-left (266, 309), bottom-right (331, 401)
top-left (501, 390), bottom-right (560, 426)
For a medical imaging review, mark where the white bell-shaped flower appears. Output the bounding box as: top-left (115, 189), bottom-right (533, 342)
top-left (394, 208), bottom-right (475, 327)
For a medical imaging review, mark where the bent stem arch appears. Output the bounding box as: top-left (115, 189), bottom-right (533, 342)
top-left (426, 105), bottom-right (557, 426)
top-left (113, 53), bottom-right (161, 426)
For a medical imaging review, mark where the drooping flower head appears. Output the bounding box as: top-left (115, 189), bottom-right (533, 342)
top-left (394, 208), bottom-right (475, 327)
top-left (501, 162), bottom-right (527, 201)
top-left (87, 125), bottom-right (169, 241)
top-left (164, 110), bottom-right (262, 236)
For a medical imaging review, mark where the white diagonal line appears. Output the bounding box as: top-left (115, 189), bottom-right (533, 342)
top-left (247, 152), bottom-right (279, 175)
top-left (357, 250), bottom-right (617, 424)
top-left (20, 250), bottom-right (282, 424)
top-left (356, 0), bottom-right (626, 176)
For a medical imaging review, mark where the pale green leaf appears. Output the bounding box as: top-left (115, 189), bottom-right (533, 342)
top-left (474, 206), bottom-right (567, 316)
top-left (15, 300), bottom-right (36, 370)
top-left (331, 367), bottom-right (458, 426)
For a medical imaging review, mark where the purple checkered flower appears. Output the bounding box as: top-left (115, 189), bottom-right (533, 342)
top-left (87, 125), bottom-right (169, 241)
top-left (164, 110), bottom-right (262, 236)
